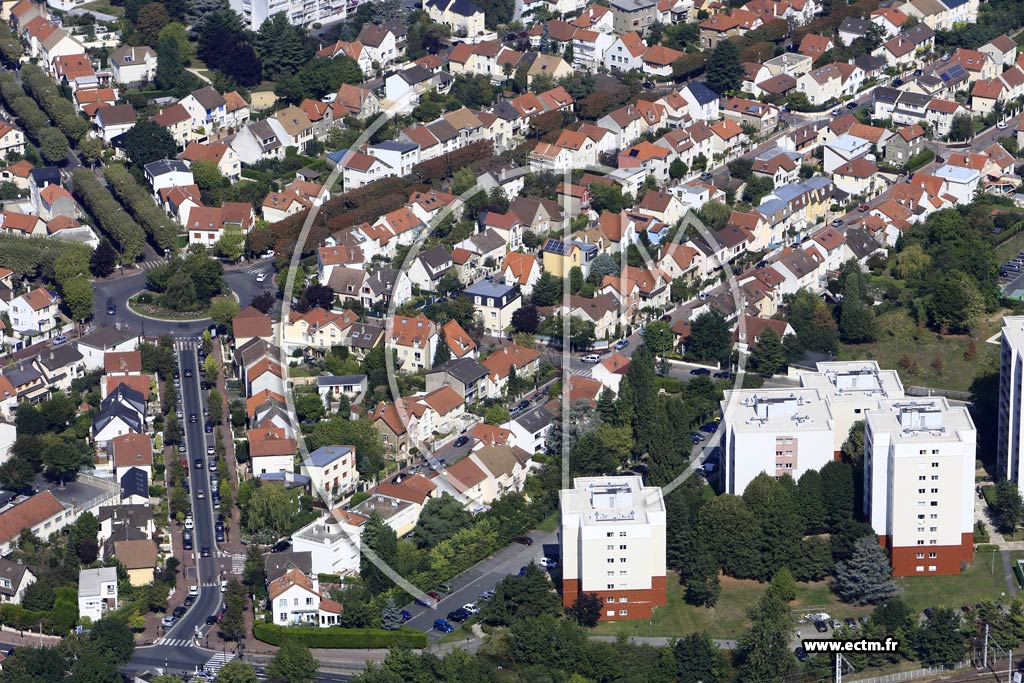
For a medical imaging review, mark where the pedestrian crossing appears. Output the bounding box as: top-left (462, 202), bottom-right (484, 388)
top-left (229, 553), bottom-right (245, 574)
top-left (174, 338), bottom-right (203, 351)
top-left (241, 263), bottom-right (270, 274)
top-left (567, 366), bottom-right (592, 378)
top-left (202, 652), bottom-right (236, 674)
top-left (138, 259), bottom-right (165, 271)
top-left (155, 637), bottom-right (194, 647)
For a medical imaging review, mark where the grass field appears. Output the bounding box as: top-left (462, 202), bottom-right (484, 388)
top-left (838, 308), bottom-right (1000, 393)
top-left (894, 547), bottom-right (1007, 612)
top-left (536, 512), bottom-right (559, 534)
top-left (590, 552), bottom-right (1010, 640)
top-left (995, 229), bottom-right (1024, 264)
top-left (79, 0), bottom-right (123, 16)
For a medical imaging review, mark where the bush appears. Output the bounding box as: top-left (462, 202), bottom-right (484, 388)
top-left (903, 148), bottom-right (935, 173)
top-left (252, 623), bottom-right (427, 648)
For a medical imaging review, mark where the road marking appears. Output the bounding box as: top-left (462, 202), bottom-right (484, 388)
top-left (154, 637), bottom-right (194, 647)
top-left (202, 652), bottom-right (236, 674)
top-left (568, 367), bottom-right (592, 378)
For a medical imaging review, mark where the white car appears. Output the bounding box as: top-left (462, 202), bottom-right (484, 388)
top-left (188, 585), bottom-right (199, 596)
top-left (997, 121), bottom-right (1008, 130)
top-left (581, 354), bottom-right (601, 364)
top-left (220, 579), bottom-right (228, 593)
top-left (255, 272), bottom-right (267, 282)
top-left (462, 603), bottom-right (480, 615)
top-left (184, 517), bottom-right (194, 530)
top-left (539, 556), bottom-right (558, 568)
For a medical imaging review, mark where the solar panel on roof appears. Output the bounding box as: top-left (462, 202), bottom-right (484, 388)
top-left (545, 239), bottom-right (568, 255)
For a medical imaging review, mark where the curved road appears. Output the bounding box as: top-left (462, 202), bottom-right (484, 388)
top-left (92, 262), bottom-right (274, 337)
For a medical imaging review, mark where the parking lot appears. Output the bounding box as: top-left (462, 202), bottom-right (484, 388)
top-left (402, 529), bottom-right (560, 639)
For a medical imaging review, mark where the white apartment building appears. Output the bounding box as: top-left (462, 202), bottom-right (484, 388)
top-left (301, 446), bottom-right (358, 504)
top-left (720, 389), bottom-right (835, 495)
top-left (798, 361), bottom-right (905, 454)
top-left (229, 0), bottom-right (354, 30)
top-left (863, 398), bottom-right (975, 576)
top-left (998, 316), bottom-right (1024, 486)
top-left (291, 510), bottom-right (365, 577)
top-left (560, 476), bottom-right (666, 621)
top-left (78, 566), bottom-right (118, 622)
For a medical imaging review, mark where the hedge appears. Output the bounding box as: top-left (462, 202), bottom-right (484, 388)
top-left (903, 148), bottom-right (935, 174)
top-left (72, 168), bottom-right (147, 261)
top-left (252, 623), bottom-right (427, 649)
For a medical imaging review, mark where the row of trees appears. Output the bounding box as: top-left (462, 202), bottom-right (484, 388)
top-left (71, 169), bottom-right (147, 262)
top-left (103, 164), bottom-right (178, 252)
top-left (0, 235), bottom-right (94, 321)
top-left (0, 70), bottom-right (70, 164)
top-left (19, 64), bottom-right (91, 144)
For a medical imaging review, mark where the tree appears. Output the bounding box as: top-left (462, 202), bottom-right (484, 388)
top-left (511, 304), bottom-right (540, 334)
top-left (268, 639), bottom-right (317, 683)
top-left (749, 327), bottom-right (786, 375)
top-left (926, 270), bottom-right (984, 334)
top-left (216, 225), bottom-right (245, 262)
top-left (767, 567), bottom-right (796, 602)
top-left (37, 128), bottom-right (69, 164)
top-left (531, 272), bottom-right (562, 306)
top-left (209, 297), bottom-right (240, 330)
top-left (215, 661), bottom-right (258, 683)
top-left (669, 158), bottom-right (689, 179)
top-left (380, 597), bottom-right (403, 631)
top-left (948, 113), bottom-right (973, 142)
top-left (136, 2), bottom-right (171, 46)
top-left (840, 420), bottom-right (865, 466)
top-left (254, 13), bottom-right (313, 80)
top-left (191, 158), bottom-right (224, 192)
top-left (481, 563), bottom-right (562, 626)
top-left (484, 404), bottom-right (510, 425)
top-left (992, 480), bottom-right (1024, 534)
top-left (783, 289), bottom-right (839, 358)
top-left (412, 492), bottom-right (471, 547)
top-left (0, 457), bottom-right (33, 491)
top-left (567, 592), bottom-right (603, 627)
top-left (15, 403), bottom-right (45, 435)
top-left (737, 591), bottom-right (796, 683)
top-left (433, 330), bottom-right (451, 366)
top-left (251, 291), bottom-right (276, 314)
top-left (42, 438), bottom-right (84, 485)
top-left (89, 617), bottom-right (135, 664)
top-left (832, 536), bottom-right (897, 604)
top-left (642, 321), bottom-right (674, 354)
top-left (21, 580), bottom-right (55, 611)
top-left (61, 277), bottom-right (93, 322)
top-left (688, 310), bottom-right (731, 365)
top-left (90, 240), bottom-right (117, 278)
top-left (675, 634), bottom-right (728, 683)
top-left (246, 484), bottom-right (300, 539)
top-left (705, 41), bottom-right (741, 94)
top-left (914, 608), bottom-right (968, 666)
top-left (820, 460), bottom-right (855, 531)
top-left (795, 470), bottom-right (828, 534)
top-left (360, 512), bottom-right (399, 593)
top-left (123, 121), bottom-right (178, 169)
top-left (69, 648), bottom-right (120, 683)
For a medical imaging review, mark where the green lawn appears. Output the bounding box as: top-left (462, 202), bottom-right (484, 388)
top-left (591, 553), bottom-right (1008, 640)
top-left (589, 574), bottom-right (872, 640)
top-left (995, 229), bottom-right (1024, 264)
top-left (838, 308), bottom-right (1000, 393)
top-left (894, 547), bottom-right (1007, 613)
top-left (536, 512), bottom-right (559, 534)
top-left (79, 0), bottom-right (123, 16)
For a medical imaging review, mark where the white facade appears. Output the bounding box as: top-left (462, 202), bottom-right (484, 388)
top-left (720, 388), bottom-right (835, 495)
top-left (292, 514), bottom-right (363, 576)
top-left (798, 361), bottom-right (905, 453)
top-left (999, 316), bottom-right (1024, 486)
top-left (78, 566), bottom-right (118, 623)
top-left (863, 398), bottom-right (975, 575)
top-left (560, 476), bottom-right (666, 620)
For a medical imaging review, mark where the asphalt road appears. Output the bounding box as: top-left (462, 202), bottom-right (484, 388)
top-left (92, 262), bottom-right (274, 337)
top-left (161, 347), bottom-right (222, 646)
top-left (402, 529), bottom-right (560, 638)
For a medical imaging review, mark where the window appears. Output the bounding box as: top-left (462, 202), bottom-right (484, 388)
top-left (930, 514), bottom-right (938, 519)
top-left (930, 527), bottom-right (937, 532)
top-left (619, 531), bottom-right (627, 537)
top-left (929, 539), bottom-right (937, 545)
top-left (917, 540), bottom-right (924, 545)
top-left (607, 532), bottom-right (614, 537)
top-left (916, 553), bottom-right (924, 559)
top-left (916, 566), bottom-right (924, 572)
top-left (306, 597), bottom-right (314, 605)
top-left (607, 558), bottom-right (614, 563)
top-left (619, 571), bottom-right (627, 576)
top-left (620, 558), bottom-right (627, 563)
top-left (928, 566), bottom-right (937, 572)
top-left (917, 514), bottom-right (925, 520)
top-left (918, 488), bottom-right (925, 494)
top-left (931, 488), bottom-right (938, 494)
top-left (931, 475), bottom-right (939, 481)
top-left (607, 584), bottom-right (615, 590)
top-left (619, 545), bottom-right (627, 550)
top-left (929, 552), bottom-right (937, 558)
top-left (919, 475), bottom-right (926, 481)
top-left (607, 545), bottom-right (615, 550)
top-left (932, 462), bottom-right (939, 467)
top-left (619, 609), bottom-right (628, 616)
top-left (607, 610), bottom-right (615, 616)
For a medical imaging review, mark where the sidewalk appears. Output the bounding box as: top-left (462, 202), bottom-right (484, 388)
top-left (211, 339), bottom-right (245, 559)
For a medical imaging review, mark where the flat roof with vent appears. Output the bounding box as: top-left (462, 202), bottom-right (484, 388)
top-left (350, 493), bottom-right (412, 520)
top-left (722, 388), bottom-right (833, 432)
top-left (800, 360), bottom-right (905, 403)
top-left (866, 397), bottom-right (974, 444)
top-left (560, 475), bottom-right (663, 526)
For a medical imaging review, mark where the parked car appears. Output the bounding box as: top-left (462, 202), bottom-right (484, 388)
top-left (207, 446), bottom-right (215, 455)
top-left (844, 618), bottom-right (857, 628)
top-left (178, 444), bottom-right (187, 453)
top-left (690, 368), bottom-right (711, 375)
top-left (216, 528), bottom-right (225, 542)
top-left (858, 203), bottom-right (869, 212)
top-left (209, 459), bottom-right (217, 470)
top-left (184, 516), bottom-right (194, 530)
top-left (480, 589), bottom-right (496, 601)
top-left (206, 615), bottom-right (218, 625)
top-left (400, 610), bottom-right (412, 622)
top-left (831, 108), bottom-right (843, 116)
top-left (539, 556), bottom-right (558, 568)
top-left (183, 535), bottom-right (193, 550)
top-left (52, 334), bottom-right (67, 346)
top-left (700, 423), bottom-right (718, 433)
top-left (997, 121), bottom-right (1008, 130)
top-left (161, 616), bottom-right (177, 627)
top-left (453, 435), bottom-right (469, 448)
top-left (713, 371), bottom-right (734, 379)
top-left (691, 434), bottom-right (703, 445)
top-left (447, 608), bottom-right (471, 622)
top-left (439, 582), bottom-right (454, 593)
top-left (614, 338), bottom-right (630, 350)
top-left (172, 606), bottom-right (187, 619)
top-left (194, 458), bottom-right (203, 469)
top-left (513, 536), bottom-right (534, 546)
top-left (795, 646), bottom-right (809, 662)
top-left (184, 595), bottom-right (195, 607)
top-left (433, 619), bottom-right (455, 633)
top-left (463, 603), bottom-right (480, 615)
top-left (205, 421), bottom-right (213, 433)
top-left (690, 432), bottom-right (706, 442)
top-left (581, 354), bottom-right (601, 364)
top-left (831, 218), bottom-right (844, 227)
top-left (846, 101), bottom-right (858, 109)
top-left (814, 620), bottom-right (828, 633)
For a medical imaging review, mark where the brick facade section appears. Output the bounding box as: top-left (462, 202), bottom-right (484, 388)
top-left (562, 576), bottom-right (667, 620)
top-left (885, 533), bottom-right (974, 577)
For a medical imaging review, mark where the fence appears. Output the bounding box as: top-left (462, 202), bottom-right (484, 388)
top-left (847, 661), bottom-right (973, 683)
top-left (905, 386), bottom-right (972, 401)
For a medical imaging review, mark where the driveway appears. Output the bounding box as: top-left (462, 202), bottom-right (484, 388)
top-left (402, 529), bottom-right (559, 638)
